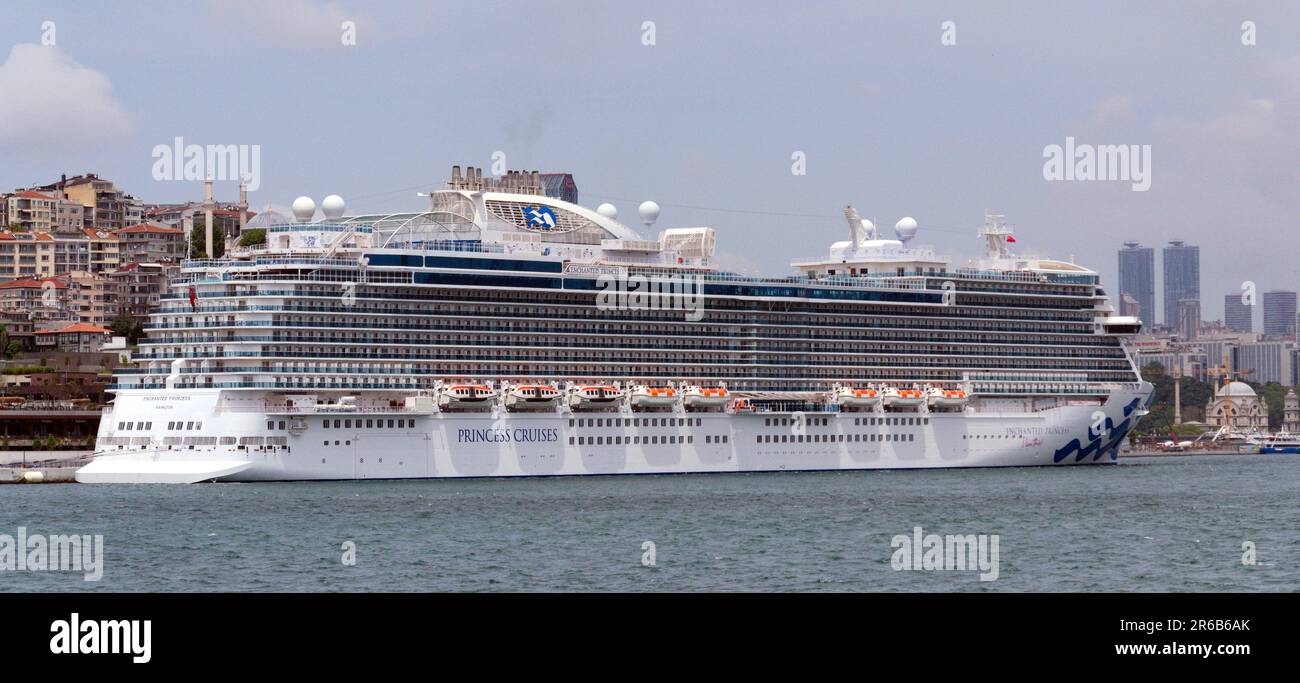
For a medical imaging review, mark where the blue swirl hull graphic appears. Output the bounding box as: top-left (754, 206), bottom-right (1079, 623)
top-left (1053, 397), bottom-right (1146, 463)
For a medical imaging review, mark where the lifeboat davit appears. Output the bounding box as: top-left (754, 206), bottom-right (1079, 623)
top-left (505, 384), bottom-right (560, 411)
top-left (630, 385), bottom-right (678, 411)
top-left (683, 386), bottom-right (730, 411)
top-left (832, 386), bottom-right (881, 410)
top-left (567, 385), bottom-right (623, 411)
top-left (882, 386), bottom-right (924, 410)
top-left (925, 387), bottom-right (969, 409)
top-left (437, 384), bottom-right (496, 411)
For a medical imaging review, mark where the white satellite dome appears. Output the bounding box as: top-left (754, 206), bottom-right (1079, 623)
top-left (596, 203), bottom-right (618, 220)
top-left (638, 200), bottom-right (661, 227)
top-left (291, 196), bottom-right (317, 222)
top-left (895, 216), bottom-right (919, 241)
top-left (859, 219), bottom-right (875, 239)
top-left (321, 195), bottom-right (346, 220)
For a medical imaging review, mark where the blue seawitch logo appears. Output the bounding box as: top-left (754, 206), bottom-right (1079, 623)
top-left (525, 206), bottom-right (557, 229)
top-left (1053, 398), bottom-right (1144, 463)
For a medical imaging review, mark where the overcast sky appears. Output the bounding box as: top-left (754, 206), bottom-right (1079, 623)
top-left (2, 1), bottom-right (1298, 325)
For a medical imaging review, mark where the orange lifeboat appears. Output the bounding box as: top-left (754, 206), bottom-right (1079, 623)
top-left (925, 387), bottom-right (969, 409)
top-left (882, 386), bottom-right (924, 410)
top-left (832, 386), bottom-right (881, 410)
top-left (567, 385), bottom-right (624, 411)
top-left (505, 384), bottom-right (560, 411)
top-left (683, 386), bottom-right (729, 411)
top-left (437, 384), bottom-right (496, 411)
top-left (630, 385), bottom-right (678, 411)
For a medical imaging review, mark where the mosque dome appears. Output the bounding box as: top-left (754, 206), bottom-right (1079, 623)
top-left (1215, 381), bottom-right (1257, 397)
top-left (245, 207), bottom-right (292, 229)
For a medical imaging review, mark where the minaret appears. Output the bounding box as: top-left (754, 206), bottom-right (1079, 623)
top-left (238, 180), bottom-right (248, 236)
top-left (202, 176), bottom-right (215, 257)
top-left (1284, 389), bottom-right (1299, 433)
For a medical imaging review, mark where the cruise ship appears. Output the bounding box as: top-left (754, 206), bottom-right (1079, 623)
top-left (76, 165), bottom-right (1153, 483)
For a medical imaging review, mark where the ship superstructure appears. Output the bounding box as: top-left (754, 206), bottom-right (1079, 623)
top-left (78, 166), bottom-right (1152, 483)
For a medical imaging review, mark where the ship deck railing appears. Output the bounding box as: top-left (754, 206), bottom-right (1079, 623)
top-left (109, 381), bottom-right (1138, 395)
top-left (176, 249), bottom-right (1098, 292)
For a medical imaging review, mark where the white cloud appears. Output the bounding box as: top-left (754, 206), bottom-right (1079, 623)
top-left (211, 0), bottom-right (370, 47)
top-left (0, 44), bottom-right (131, 154)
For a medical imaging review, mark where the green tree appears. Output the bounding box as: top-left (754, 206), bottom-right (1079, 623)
top-left (188, 219), bottom-right (226, 259)
top-left (4, 340), bottom-right (20, 359)
top-left (239, 228), bottom-right (267, 247)
top-left (1136, 361), bottom-right (1216, 436)
top-left (1251, 381), bottom-right (1290, 431)
top-left (109, 315), bottom-right (145, 344)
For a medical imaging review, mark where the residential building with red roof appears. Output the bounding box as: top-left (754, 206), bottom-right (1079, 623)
top-left (3, 190), bottom-right (86, 233)
top-left (105, 262), bottom-right (179, 320)
top-left (0, 230), bottom-right (57, 279)
top-left (113, 222), bottom-right (185, 263)
top-left (34, 173), bottom-right (128, 230)
top-left (34, 322), bottom-right (113, 352)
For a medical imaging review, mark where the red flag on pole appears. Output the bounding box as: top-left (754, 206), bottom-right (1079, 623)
top-left (1006, 235), bottom-right (1017, 243)
top-left (189, 285), bottom-right (197, 311)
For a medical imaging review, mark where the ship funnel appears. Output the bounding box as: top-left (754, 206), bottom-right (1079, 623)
top-left (843, 205), bottom-right (863, 248)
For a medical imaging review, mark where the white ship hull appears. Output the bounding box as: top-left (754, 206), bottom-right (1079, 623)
top-left (77, 386), bottom-right (1152, 483)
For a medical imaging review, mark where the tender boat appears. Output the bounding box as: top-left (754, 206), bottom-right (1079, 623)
top-left (832, 386), bottom-right (881, 410)
top-left (925, 387), bottom-right (969, 409)
top-left (437, 384), bottom-right (496, 411)
top-left (505, 384), bottom-right (560, 411)
top-left (1254, 432), bottom-right (1300, 454)
top-left (567, 385), bottom-right (623, 411)
top-left (629, 385), bottom-right (678, 411)
top-left (683, 386), bottom-right (729, 411)
top-left (882, 386), bottom-right (924, 410)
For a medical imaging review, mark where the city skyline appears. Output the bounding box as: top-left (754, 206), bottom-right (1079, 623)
top-left (1163, 240), bottom-right (1200, 331)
